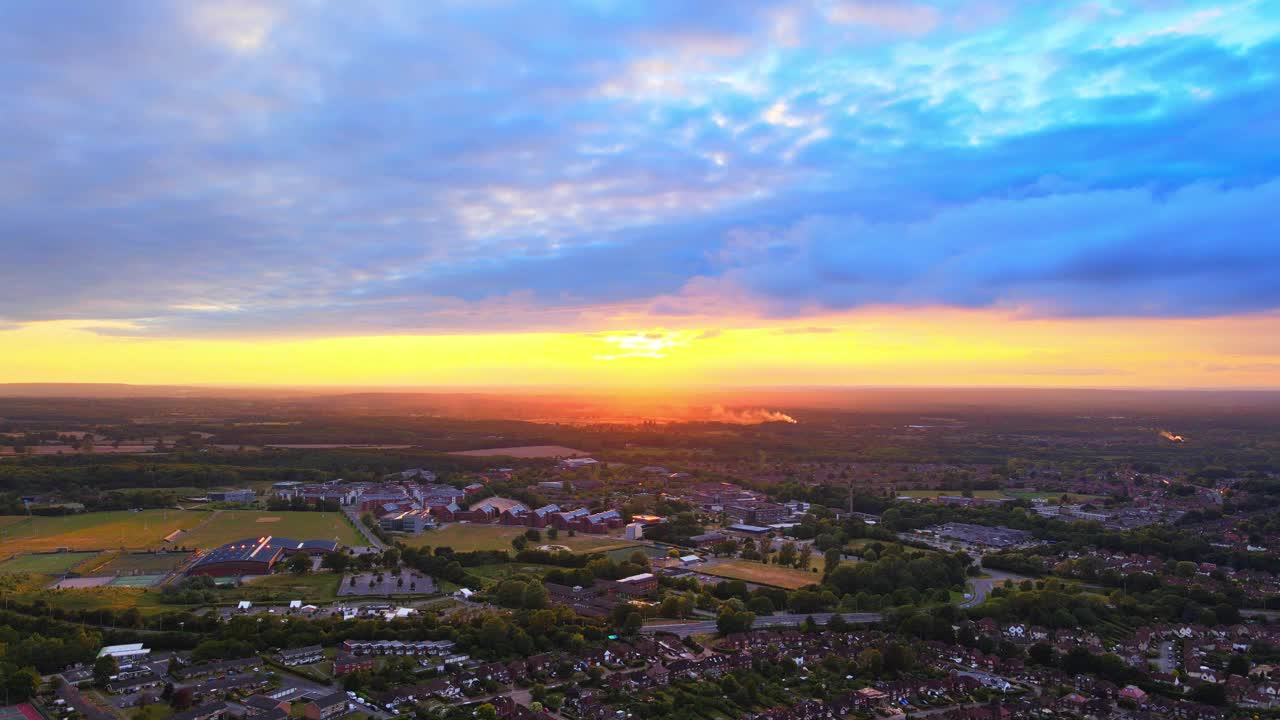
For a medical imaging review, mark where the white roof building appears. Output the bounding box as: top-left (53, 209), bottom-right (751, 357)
top-left (98, 643), bottom-right (150, 660)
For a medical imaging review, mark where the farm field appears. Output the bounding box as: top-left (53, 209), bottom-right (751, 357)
top-left (404, 523), bottom-right (634, 554)
top-left (175, 510), bottom-right (363, 549)
top-left (696, 560), bottom-right (822, 590)
top-left (0, 511), bottom-right (190, 554)
top-left (0, 550), bottom-right (100, 575)
top-left (448, 445), bottom-right (588, 458)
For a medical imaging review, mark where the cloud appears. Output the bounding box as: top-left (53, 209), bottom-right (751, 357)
top-left (824, 1), bottom-right (941, 35)
top-left (0, 1), bottom-right (1278, 337)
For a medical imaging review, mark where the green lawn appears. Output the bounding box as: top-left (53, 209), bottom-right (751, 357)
top-left (0, 551), bottom-right (101, 575)
top-left (236, 571), bottom-right (344, 601)
top-left (0, 511), bottom-right (192, 553)
top-left (697, 560), bottom-right (822, 590)
top-left (76, 550), bottom-right (190, 575)
top-left (176, 510), bottom-right (364, 549)
top-left (404, 523), bottom-right (634, 554)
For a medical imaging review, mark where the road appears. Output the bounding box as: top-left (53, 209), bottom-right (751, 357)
top-left (642, 612), bottom-right (881, 637)
top-left (958, 568), bottom-right (1028, 609)
top-left (343, 506), bottom-right (387, 550)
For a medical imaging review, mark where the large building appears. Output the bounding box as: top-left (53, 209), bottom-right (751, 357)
top-left (208, 489), bottom-right (256, 503)
top-left (187, 536), bottom-right (340, 576)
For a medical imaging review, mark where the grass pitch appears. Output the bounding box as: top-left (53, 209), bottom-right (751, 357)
top-left (175, 510), bottom-right (364, 549)
top-left (696, 560), bottom-right (822, 590)
top-left (0, 511), bottom-right (190, 554)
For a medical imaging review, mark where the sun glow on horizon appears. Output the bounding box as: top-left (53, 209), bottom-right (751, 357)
top-left (3, 309), bottom-right (1278, 389)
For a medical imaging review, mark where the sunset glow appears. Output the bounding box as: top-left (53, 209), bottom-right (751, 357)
top-left (2, 2), bottom-right (1279, 389)
top-left (5, 310), bottom-right (1278, 388)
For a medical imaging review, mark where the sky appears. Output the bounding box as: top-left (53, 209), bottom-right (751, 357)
top-left (2, 0), bottom-right (1279, 388)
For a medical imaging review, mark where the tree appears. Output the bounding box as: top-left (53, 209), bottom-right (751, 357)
top-left (94, 654), bottom-right (119, 686)
top-left (475, 704), bottom-right (498, 720)
top-left (547, 527), bottom-right (558, 540)
top-left (716, 600), bottom-right (756, 635)
top-left (823, 548), bottom-right (842, 576)
top-left (797, 545), bottom-right (813, 570)
top-left (522, 582), bottom-right (548, 610)
top-left (623, 612), bottom-right (644, 635)
top-left (2, 664), bottom-right (40, 702)
top-left (322, 552), bottom-right (350, 573)
top-left (511, 535), bottom-right (528, 552)
top-left (286, 553), bottom-right (311, 575)
top-left (748, 596), bottom-right (775, 616)
top-left (525, 529), bottom-right (542, 541)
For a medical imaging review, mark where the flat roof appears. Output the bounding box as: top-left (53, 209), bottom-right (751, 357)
top-left (727, 523), bottom-right (771, 533)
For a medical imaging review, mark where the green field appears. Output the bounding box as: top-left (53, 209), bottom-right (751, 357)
top-left (237, 572), bottom-right (343, 601)
top-left (84, 551), bottom-right (190, 575)
top-left (175, 510), bottom-right (363, 549)
top-left (897, 489), bottom-right (1010, 499)
top-left (0, 551), bottom-right (101, 575)
top-left (404, 523), bottom-right (634, 554)
top-left (0, 511), bottom-right (192, 553)
top-left (696, 560), bottom-right (822, 589)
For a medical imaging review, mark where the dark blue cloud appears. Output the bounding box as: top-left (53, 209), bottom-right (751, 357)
top-left (0, 0), bottom-right (1277, 335)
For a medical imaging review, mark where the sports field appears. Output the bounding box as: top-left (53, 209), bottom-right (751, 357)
top-left (403, 523), bottom-right (635, 554)
top-left (0, 511), bottom-right (190, 554)
top-left (696, 560), bottom-right (821, 590)
top-left (176, 511), bottom-right (364, 549)
top-left (83, 551), bottom-right (190, 575)
top-left (0, 551), bottom-right (100, 575)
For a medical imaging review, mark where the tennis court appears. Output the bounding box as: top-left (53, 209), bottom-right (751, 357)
top-left (109, 574), bottom-right (166, 587)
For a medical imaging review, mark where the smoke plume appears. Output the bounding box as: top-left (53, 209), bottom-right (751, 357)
top-left (708, 404), bottom-right (797, 424)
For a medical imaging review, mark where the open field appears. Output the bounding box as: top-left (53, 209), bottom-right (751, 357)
top-left (175, 510), bottom-right (363, 549)
top-left (81, 551), bottom-right (190, 575)
top-left (1005, 490), bottom-right (1105, 502)
top-left (237, 572), bottom-right (343, 601)
top-left (0, 511), bottom-right (191, 553)
top-left (402, 523), bottom-right (634, 554)
top-left (897, 489), bottom-right (1010, 499)
top-left (696, 560), bottom-right (822, 590)
top-left (448, 445), bottom-right (587, 458)
top-left (0, 573), bottom-right (174, 615)
top-left (0, 551), bottom-right (100, 575)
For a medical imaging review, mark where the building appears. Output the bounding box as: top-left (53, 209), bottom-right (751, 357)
top-left (277, 645), bottom-right (324, 666)
top-left (97, 643), bottom-right (150, 662)
top-left (752, 502), bottom-right (789, 524)
top-left (208, 489), bottom-right (255, 503)
top-left (170, 702), bottom-right (231, 720)
top-left (624, 522), bottom-right (644, 541)
top-left (380, 509), bottom-right (436, 534)
top-left (303, 692), bottom-right (349, 720)
top-left (333, 653), bottom-right (375, 675)
top-left (726, 523), bottom-right (771, 536)
top-left (242, 695), bottom-right (291, 717)
top-left (613, 572), bottom-right (659, 597)
top-left (187, 537), bottom-right (339, 576)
